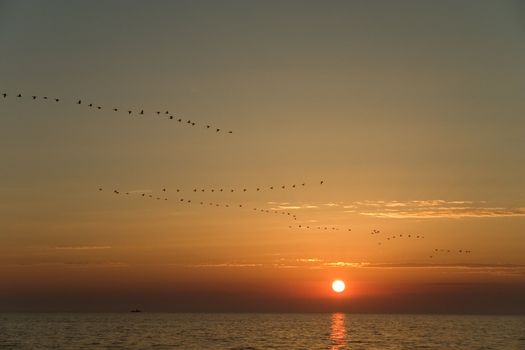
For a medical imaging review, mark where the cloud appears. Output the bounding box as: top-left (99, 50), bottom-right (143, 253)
top-left (51, 246), bottom-right (112, 250)
top-left (345, 200), bottom-right (525, 219)
top-left (185, 263), bottom-right (263, 268)
top-left (6, 261), bottom-right (127, 267)
top-left (359, 208), bottom-right (525, 219)
top-left (270, 204), bottom-right (319, 210)
top-left (295, 258), bottom-right (323, 263)
top-left (322, 261), bottom-right (370, 268)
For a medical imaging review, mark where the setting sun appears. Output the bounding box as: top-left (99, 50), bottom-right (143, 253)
top-left (332, 280), bottom-right (346, 293)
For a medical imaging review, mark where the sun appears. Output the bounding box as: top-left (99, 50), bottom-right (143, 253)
top-left (332, 280), bottom-right (346, 293)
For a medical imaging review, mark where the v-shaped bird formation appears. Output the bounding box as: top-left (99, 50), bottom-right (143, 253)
top-left (97, 183), bottom-right (475, 260)
top-left (1, 90), bottom-right (233, 134)
top-left (1, 89), bottom-right (475, 262)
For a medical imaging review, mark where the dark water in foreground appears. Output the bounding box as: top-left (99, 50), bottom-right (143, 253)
top-left (0, 313), bottom-right (524, 349)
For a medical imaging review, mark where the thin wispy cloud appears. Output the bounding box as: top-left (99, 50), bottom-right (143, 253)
top-left (6, 261), bottom-right (127, 267)
top-left (348, 200), bottom-right (525, 219)
top-left (359, 207), bottom-right (525, 219)
top-left (270, 203), bottom-right (319, 210)
top-left (52, 246), bottom-right (112, 250)
top-left (185, 263), bottom-right (263, 268)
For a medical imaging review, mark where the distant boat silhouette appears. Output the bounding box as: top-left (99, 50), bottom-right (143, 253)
top-left (130, 309), bottom-right (142, 313)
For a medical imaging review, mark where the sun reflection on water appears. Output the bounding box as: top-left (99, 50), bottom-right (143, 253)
top-left (330, 313), bottom-right (346, 350)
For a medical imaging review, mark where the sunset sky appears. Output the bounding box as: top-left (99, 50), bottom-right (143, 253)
top-left (1, 0), bottom-right (524, 313)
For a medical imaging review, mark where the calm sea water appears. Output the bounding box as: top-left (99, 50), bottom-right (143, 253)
top-left (0, 313), bottom-right (524, 349)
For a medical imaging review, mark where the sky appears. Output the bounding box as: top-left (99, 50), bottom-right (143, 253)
top-left (0, 0), bottom-right (524, 313)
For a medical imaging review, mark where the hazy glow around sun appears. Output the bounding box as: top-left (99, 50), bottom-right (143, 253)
top-left (332, 280), bottom-right (345, 293)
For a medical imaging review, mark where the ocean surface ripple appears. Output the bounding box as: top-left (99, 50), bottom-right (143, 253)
top-left (0, 313), bottom-right (524, 349)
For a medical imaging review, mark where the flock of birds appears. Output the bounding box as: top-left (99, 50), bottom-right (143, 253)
top-left (153, 181), bottom-right (321, 194)
top-left (1, 91), bottom-right (233, 134)
top-left (1, 89), bottom-right (474, 262)
top-left (428, 248), bottom-right (473, 258)
top-left (99, 186), bottom-right (474, 260)
top-left (101, 187), bottom-right (299, 221)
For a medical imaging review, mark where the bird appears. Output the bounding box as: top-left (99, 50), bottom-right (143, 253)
top-left (113, 108), bottom-right (118, 112)
top-left (43, 96), bottom-right (48, 99)
top-left (98, 188), bottom-right (103, 191)
top-left (140, 110), bottom-right (144, 115)
top-left (32, 96), bottom-right (37, 100)
top-left (270, 186), bottom-right (274, 190)
top-left (320, 180), bottom-right (324, 185)
top-left (2, 93), bottom-right (6, 98)
top-left (97, 106), bottom-right (101, 109)
top-left (228, 131), bottom-right (232, 134)
top-left (17, 94), bottom-right (22, 97)
top-left (55, 98), bottom-right (59, 102)
top-left (156, 111), bottom-right (160, 115)
top-left (187, 120), bottom-right (191, 124)
top-left (216, 128), bottom-right (220, 132)
top-left (162, 188), bottom-right (166, 192)
top-left (191, 122), bottom-right (195, 126)
top-left (77, 100), bottom-right (82, 104)
top-left (243, 189), bottom-right (247, 192)
top-left (178, 118), bottom-right (182, 122)
top-left (256, 188), bottom-right (260, 191)
top-left (165, 111), bottom-right (169, 114)
top-left (142, 194), bottom-right (145, 197)
top-left (128, 111), bottom-right (132, 114)
top-left (281, 185), bottom-right (285, 189)
top-left (89, 103), bottom-right (93, 107)
top-left (169, 116), bottom-right (173, 119)
top-left (206, 125), bottom-right (210, 128)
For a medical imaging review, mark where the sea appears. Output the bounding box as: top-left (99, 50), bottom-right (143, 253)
top-left (0, 313), bottom-right (524, 349)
